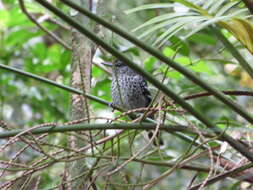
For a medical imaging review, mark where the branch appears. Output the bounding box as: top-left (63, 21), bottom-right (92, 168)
top-left (0, 63), bottom-right (224, 156)
top-left (45, 17), bottom-right (71, 31)
top-left (190, 162), bottom-right (253, 189)
top-left (93, 156), bottom-right (211, 173)
top-left (18, 0), bottom-right (71, 50)
top-left (55, 0), bottom-right (253, 125)
top-left (183, 90), bottom-right (253, 100)
top-left (0, 123), bottom-right (188, 139)
top-left (2, 60), bottom-right (253, 162)
top-left (3, 62), bottom-right (253, 151)
top-left (0, 63), bottom-right (119, 110)
top-left (34, 0), bottom-right (253, 163)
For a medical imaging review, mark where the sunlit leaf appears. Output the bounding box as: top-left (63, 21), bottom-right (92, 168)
top-left (0, 10), bottom-right (9, 29)
top-left (163, 47), bottom-right (176, 57)
top-left (166, 71), bottom-right (182, 80)
top-left (174, 56), bottom-right (190, 66)
top-left (92, 65), bottom-right (104, 78)
top-left (190, 60), bottom-right (213, 74)
top-left (144, 56), bottom-right (156, 72)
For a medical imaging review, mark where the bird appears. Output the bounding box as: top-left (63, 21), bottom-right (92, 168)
top-left (107, 60), bottom-right (164, 146)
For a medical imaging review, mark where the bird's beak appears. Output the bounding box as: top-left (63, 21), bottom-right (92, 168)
top-left (101, 62), bottom-right (113, 67)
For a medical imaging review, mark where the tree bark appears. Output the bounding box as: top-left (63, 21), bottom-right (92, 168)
top-left (68, 0), bottom-right (95, 189)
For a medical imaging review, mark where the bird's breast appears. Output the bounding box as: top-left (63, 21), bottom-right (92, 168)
top-left (111, 76), bottom-right (149, 110)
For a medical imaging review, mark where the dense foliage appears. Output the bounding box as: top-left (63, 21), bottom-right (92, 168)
top-left (1, 0), bottom-right (253, 189)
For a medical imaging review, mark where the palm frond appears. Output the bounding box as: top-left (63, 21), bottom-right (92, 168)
top-left (126, 0), bottom-right (253, 52)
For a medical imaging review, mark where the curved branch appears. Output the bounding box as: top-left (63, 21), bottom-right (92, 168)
top-left (18, 0), bottom-right (71, 50)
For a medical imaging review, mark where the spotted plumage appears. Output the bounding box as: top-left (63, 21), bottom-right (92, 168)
top-left (111, 60), bottom-right (163, 146)
top-left (111, 61), bottom-right (152, 110)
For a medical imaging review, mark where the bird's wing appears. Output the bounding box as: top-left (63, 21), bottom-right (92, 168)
top-left (134, 75), bottom-right (152, 106)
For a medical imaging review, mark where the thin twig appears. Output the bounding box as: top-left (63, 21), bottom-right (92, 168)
top-left (190, 162), bottom-right (253, 189)
top-left (183, 90), bottom-right (253, 101)
top-left (106, 103), bottom-right (163, 176)
top-left (46, 17), bottom-right (71, 31)
top-left (18, 0), bottom-right (71, 50)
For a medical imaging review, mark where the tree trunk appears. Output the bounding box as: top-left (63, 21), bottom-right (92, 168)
top-left (68, 0), bottom-right (95, 189)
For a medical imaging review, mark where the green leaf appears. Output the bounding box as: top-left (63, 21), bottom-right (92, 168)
top-left (190, 60), bottom-right (213, 74)
top-left (184, 8), bottom-right (248, 39)
top-left (92, 65), bottom-right (103, 78)
top-left (174, 56), bottom-right (190, 66)
top-left (92, 78), bottom-right (111, 101)
top-left (154, 16), bottom-right (206, 47)
top-left (7, 7), bottom-right (34, 28)
top-left (157, 63), bottom-right (182, 80)
top-left (31, 43), bottom-right (47, 60)
top-left (0, 10), bottom-right (9, 29)
top-left (6, 30), bottom-right (42, 47)
top-left (24, 2), bottom-right (46, 13)
top-left (24, 57), bottom-right (34, 73)
top-left (132, 12), bottom-right (197, 32)
top-left (144, 57), bottom-right (156, 72)
top-left (215, 1), bottom-right (239, 16)
top-left (48, 45), bottom-right (61, 64)
top-left (60, 50), bottom-right (71, 71)
top-left (188, 33), bottom-right (216, 45)
top-left (163, 47), bottom-right (175, 57)
top-left (42, 44), bottom-right (62, 72)
top-left (166, 71), bottom-right (182, 80)
top-left (169, 36), bottom-right (189, 56)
